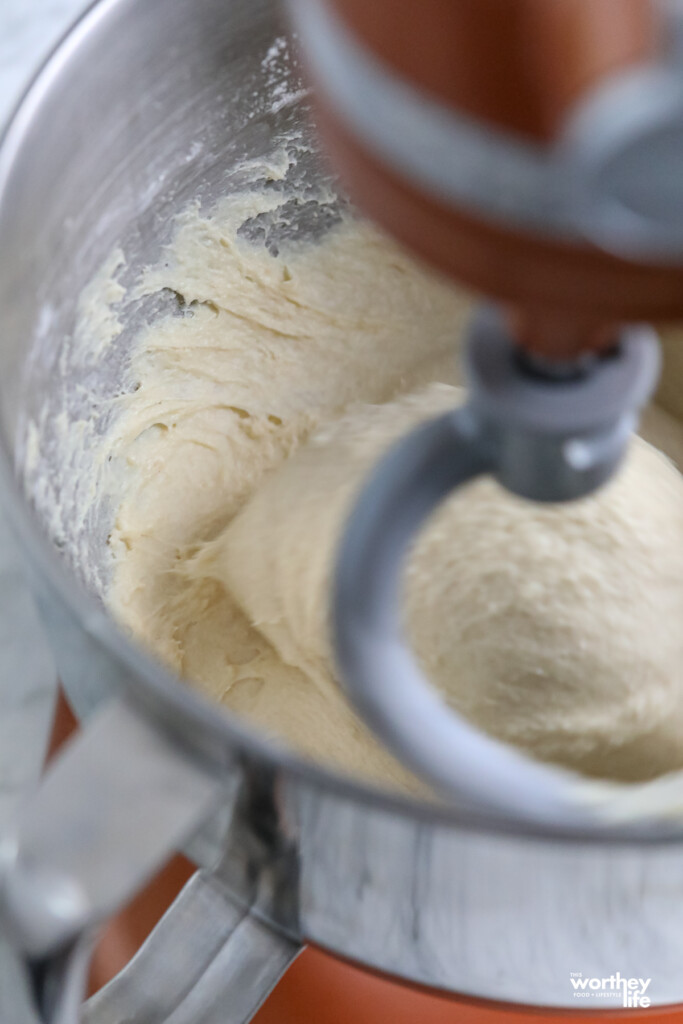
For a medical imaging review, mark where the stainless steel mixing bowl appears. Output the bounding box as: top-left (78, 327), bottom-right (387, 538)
top-left (2, 0), bottom-right (683, 1020)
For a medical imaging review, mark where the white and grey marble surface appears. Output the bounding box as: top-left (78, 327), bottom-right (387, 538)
top-left (0, 0), bottom-right (87, 827)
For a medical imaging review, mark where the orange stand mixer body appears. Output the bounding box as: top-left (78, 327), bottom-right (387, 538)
top-left (293, 0), bottom-right (683, 360)
top-left (6, 0), bottom-right (683, 1020)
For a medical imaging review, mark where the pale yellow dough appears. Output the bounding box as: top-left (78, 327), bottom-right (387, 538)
top-left (213, 385), bottom-right (683, 783)
top-left (104, 183), bottom-right (683, 792)
top-left (106, 195), bottom-right (469, 793)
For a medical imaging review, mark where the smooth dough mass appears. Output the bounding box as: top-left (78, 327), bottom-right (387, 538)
top-left (102, 180), bottom-right (683, 792)
top-left (211, 385), bottom-right (683, 784)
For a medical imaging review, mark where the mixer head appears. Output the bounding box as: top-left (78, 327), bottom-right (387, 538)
top-left (289, 0), bottom-right (683, 359)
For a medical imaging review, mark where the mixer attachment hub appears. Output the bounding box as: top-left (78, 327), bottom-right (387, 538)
top-left (466, 306), bottom-right (660, 502)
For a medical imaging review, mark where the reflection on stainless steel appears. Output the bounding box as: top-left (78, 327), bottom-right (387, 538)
top-left (1, 0), bottom-right (683, 1019)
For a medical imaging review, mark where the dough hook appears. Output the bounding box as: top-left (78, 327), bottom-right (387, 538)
top-left (332, 304), bottom-right (661, 827)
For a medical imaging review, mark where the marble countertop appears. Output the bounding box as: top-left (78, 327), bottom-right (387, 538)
top-left (0, 0), bottom-right (87, 827)
top-left (0, 1), bottom-right (86, 124)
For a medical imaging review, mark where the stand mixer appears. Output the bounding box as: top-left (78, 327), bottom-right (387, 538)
top-left (4, 0), bottom-right (683, 1020)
